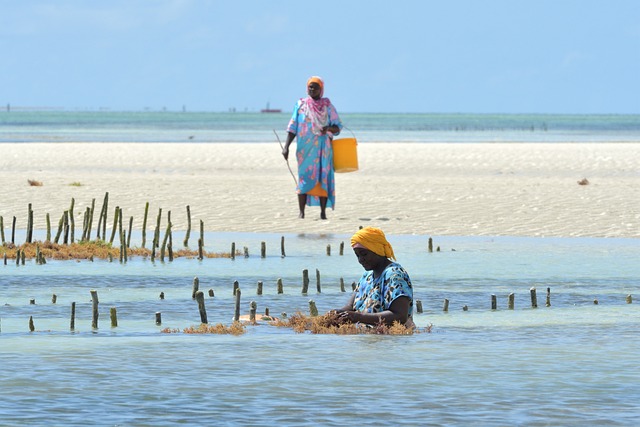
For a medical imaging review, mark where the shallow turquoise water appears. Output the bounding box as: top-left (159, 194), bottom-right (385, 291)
top-left (1, 233), bottom-right (639, 426)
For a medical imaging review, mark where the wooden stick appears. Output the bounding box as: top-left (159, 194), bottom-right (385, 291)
top-left (183, 205), bottom-right (191, 247)
top-left (141, 201), bottom-right (149, 248)
top-left (443, 298), bottom-right (449, 312)
top-left (277, 278), bottom-right (283, 294)
top-left (63, 210), bottom-right (69, 244)
top-left (340, 277), bottom-right (345, 292)
top-left (281, 235), bottom-right (286, 258)
top-left (110, 307), bottom-right (118, 327)
top-left (198, 238), bottom-right (203, 260)
top-left (530, 287), bottom-right (538, 308)
top-left (234, 288), bottom-right (241, 322)
top-left (250, 301), bottom-right (257, 322)
top-left (415, 299), bottom-right (423, 313)
top-left (87, 198), bottom-right (95, 241)
top-left (428, 237), bottom-right (433, 253)
top-left (26, 203), bottom-right (33, 243)
top-left (0, 215), bottom-right (4, 244)
top-left (508, 293), bottom-right (515, 309)
top-left (491, 294), bottom-right (497, 310)
top-left (11, 216), bottom-right (16, 244)
top-left (243, 246), bottom-right (249, 258)
top-left (302, 269), bottom-right (309, 294)
top-left (308, 300), bottom-right (319, 317)
top-left (257, 281), bottom-right (263, 295)
top-left (155, 312), bottom-right (162, 325)
top-left (70, 302), bottom-right (76, 331)
top-left (316, 269), bottom-right (321, 293)
top-left (69, 198), bottom-right (75, 243)
top-left (199, 219), bottom-right (204, 248)
top-left (626, 294), bottom-right (633, 304)
top-left (52, 294), bottom-right (57, 304)
top-left (192, 277), bottom-right (199, 299)
top-left (45, 213), bottom-right (51, 242)
top-left (109, 206), bottom-right (119, 244)
top-left (233, 280), bottom-right (239, 296)
top-left (231, 242), bottom-right (236, 260)
top-left (54, 213), bottom-right (64, 244)
top-left (195, 291), bottom-right (207, 324)
top-left (90, 290), bottom-right (99, 329)
top-left (29, 316), bottom-right (35, 332)
top-left (261, 241), bottom-right (266, 258)
top-left (546, 287), bottom-right (551, 307)
top-left (326, 244), bottom-right (331, 256)
top-left (127, 216), bottom-right (133, 248)
top-left (339, 241), bottom-right (344, 256)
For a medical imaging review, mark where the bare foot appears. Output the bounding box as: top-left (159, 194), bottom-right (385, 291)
top-left (299, 212), bottom-right (305, 219)
top-left (320, 213), bottom-right (327, 220)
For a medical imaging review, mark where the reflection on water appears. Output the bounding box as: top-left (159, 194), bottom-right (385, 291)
top-left (1, 233), bottom-right (639, 425)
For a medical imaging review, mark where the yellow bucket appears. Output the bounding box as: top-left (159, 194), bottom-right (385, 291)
top-left (332, 137), bottom-right (358, 173)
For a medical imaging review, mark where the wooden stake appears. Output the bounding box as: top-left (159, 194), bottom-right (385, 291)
top-left (195, 291), bottom-right (207, 324)
top-left (415, 299), bottom-right (423, 313)
top-left (340, 277), bottom-right (345, 292)
top-left (110, 307), bottom-right (118, 327)
top-left (155, 312), bottom-right (162, 325)
top-left (250, 301), bottom-right (257, 322)
top-left (428, 237), bottom-right (433, 253)
top-left (626, 294), bottom-right (633, 304)
top-left (46, 213), bottom-right (51, 242)
top-left (326, 244), bottom-right (331, 256)
top-left (233, 280), bottom-right (239, 296)
top-left (127, 216), bottom-right (133, 248)
top-left (302, 269), bottom-right (309, 294)
top-left (87, 198), bottom-right (95, 241)
top-left (546, 287), bottom-right (551, 307)
top-left (281, 235), bottom-right (286, 257)
top-left (316, 269), bottom-right (321, 293)
top-left (109, 206), bottom-right (119, 244)
top-left (29, 316), bottom-right (35, 332)
top-left (234, 288), bottom-right (241, 322)
top-left (508, 293), bottom-right (515, 309)
top-left (308, 300), bottom-right (319, 317)
top-left (277, 278), bottom-right (283, 294)
top-left (51, 294), bottom-right (57, 304)
top-left (257, 281), bottom-right (263, 295)
top-left (198, 238), bottom-right (203, 260)
top-left (339, 241), bottom-right (344, 256)
top-left (491, 294), bottom-right (497, 310)
top-left (199, 219), bottom-right (204, 247)
top-left (70, 302), bottom-right (76, 330)
top-left (231, 242), bottom-right (236, 260)
top-left (90, 290), bottom-right (99, 329)
top-left (11, 216), bottom-right (16, 244)
top-left (141, 201), bottom-right (149, 248)
top-left (0, 215), bottom-right (4, 244)
top-left (443, 298), bottom-right (449, 312)
top-left (530, 287), bottom-right (538, 308)
top-left (243, 246), bottom-right (249, 258)
top-left (69, 198), bottom-right (75, 243)
top-left (192, 277), bottom-right (199, 299)
top-left (208, 289), bottom-right (214, 297)
top-left (261, 241), bottom-right (266, 258)
top-left (183, 205), bottom-right (191, 247)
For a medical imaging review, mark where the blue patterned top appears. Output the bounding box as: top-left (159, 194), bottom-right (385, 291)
top-left (352, 262), bottom-right (413, 320)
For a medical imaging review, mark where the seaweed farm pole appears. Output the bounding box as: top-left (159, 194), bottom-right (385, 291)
top-left (491, 294), bottom-right (497, 310)
top-left (70, 302), bottom-right (76, 330)
top-left (53, 212), bottom-right (64, 244)
top-left (110, 307), bottom-right (118, 327)
top-left (546, 287), bottom-right (551, 307)
top-left (29, 316), bottom-right (35, 332)
top-left (195, 291), bottom-right (208, 324)
top-left (199, 220), bottom-right (204, 248)
top-left (508, 293), bottom-right (515, 309)
top-left (281, 235), bottom-right (286, 258)
top-left (63, 210), bottom-right (69, 244)
top-left (261, 241), bottom-right (266, 258)
top-left (233, 288), bottom-right (241, 322)
top-left (153, 208), bottom-right (162, 249)
top-left (155, 312), bottom-right (162, 325)
top-left (160, 218), bottom-right (171, 262)
top-left (86, 198), bottom-right (95, 241)
top-left (249, 301), bottom-right (257, 322)
top-left (233, 280), bottom-right (239, 296)
top-left (340, 277), bottom-right (345, 292)
top-left (277, 278), bottom-right (283, 294)
top-left (127, 216), bottom-right (133, 248)
top-left (183, 205), bottom-right (191, 247)
top-left (627, 295), bottom-right (633, 304)
top-left (256, 281), bottom-right (263, 295)
top-left (192, 277), bottom-right (199, 299)
top-left (26, 203), bottom-right (33, 244)
top-left (69, 198), bottom-right (75, 243)
top-left (326, 244), bottom-right (331, 256)
top-left (11, 216), bottom-right (16, 244)
top-left (530, 287), bottom-right (538, 308)
top-left (302, 269), bottom-right (309, 294)
top-left (45, 213), bottom-right (51, 242)
top-left (443, 298), bottom-right (449, 312)
top-left (231, 242), bottom-right (236, 260)
top-left (168, 225), bottom-right (174, 262)
top-left (415, 299), bottom-right (423, 313)
top-left (340, 241), bottom-right (344, 256)
top-left (141, 201), bottom-right (149, 248)
top-left (308, 300), bottom-right (319, 317)
top-left (316, 269), bottom-right (321, 293)
top-left (198, 238), bottom-right (203, 261)
top-left (109, 206), bottom-right (120, 244)
top-left (0, 215), bottom-right (4, 244)
top-left (90, 290), bottom-right (99, 329)
top-left (97, 192), bottom-right (108, 240)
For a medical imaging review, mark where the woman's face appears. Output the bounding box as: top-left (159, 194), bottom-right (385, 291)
top-left (353, 247), bottom-right (384, 271)
top-left (307, 82), bottom-right (322, 99)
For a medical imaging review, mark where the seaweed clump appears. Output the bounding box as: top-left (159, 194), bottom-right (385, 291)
top-left (271, 312), bottom-right (431, 335)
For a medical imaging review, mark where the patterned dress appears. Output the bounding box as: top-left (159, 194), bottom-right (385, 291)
top-left (286, 97), bottom-right (342, 209)
top-left (352, 262), bottom-right (414, 322)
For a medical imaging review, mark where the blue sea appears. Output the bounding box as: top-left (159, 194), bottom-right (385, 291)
top-left (1, 112), bottom-right (640, 426)
top-left (1, 110), bottom-right (640, 143)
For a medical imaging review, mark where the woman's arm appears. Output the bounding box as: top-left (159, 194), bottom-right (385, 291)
top-left (282, 131), bottom-right (296, 160)
top-left (337, 296), bottom-right (410, 326)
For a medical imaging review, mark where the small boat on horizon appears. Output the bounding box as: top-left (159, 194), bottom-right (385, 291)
top-left (261, 102), bottom-right (282, 113)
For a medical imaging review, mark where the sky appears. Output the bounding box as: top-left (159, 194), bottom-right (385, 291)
top-left (1, 0), bottom-right (639, 114)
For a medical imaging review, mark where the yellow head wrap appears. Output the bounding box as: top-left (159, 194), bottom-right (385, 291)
top-left (307, 76), bottom-right (324, 96)
top-left (350, 227), bottom-right (396, 260)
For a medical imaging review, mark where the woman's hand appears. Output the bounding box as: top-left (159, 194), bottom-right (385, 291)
top-left (282, 146), bottom-right (289, 160)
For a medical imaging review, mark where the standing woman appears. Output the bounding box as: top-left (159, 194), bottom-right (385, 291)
top-left (282, 76), bottom-right (342, 219)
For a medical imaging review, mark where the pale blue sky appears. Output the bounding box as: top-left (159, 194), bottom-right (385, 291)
top-left (2, 0), bottom-right (639, 113)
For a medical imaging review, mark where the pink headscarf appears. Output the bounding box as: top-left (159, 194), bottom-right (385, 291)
top-left (302, 76), bottom-right (331, 135)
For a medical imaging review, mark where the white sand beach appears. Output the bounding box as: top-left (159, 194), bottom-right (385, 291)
top-left (0, 142), bottom-right (638, 238)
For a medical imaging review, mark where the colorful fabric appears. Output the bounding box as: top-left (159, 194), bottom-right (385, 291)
top-left (351, 227), bottom-right (396, 260)
top-left (286, 96), bottom-right (342, 208)
top-left (352, 262), bottom-right (413, 320)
